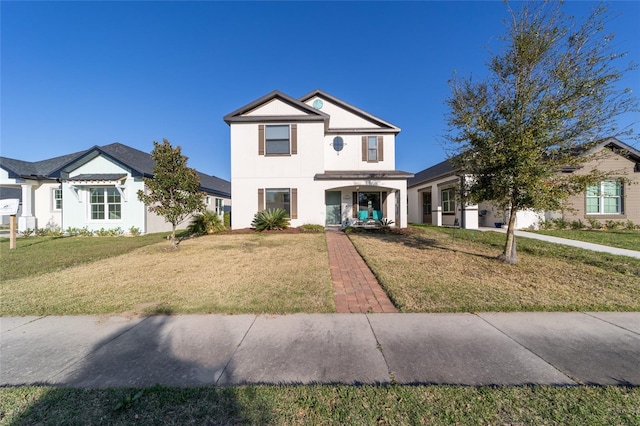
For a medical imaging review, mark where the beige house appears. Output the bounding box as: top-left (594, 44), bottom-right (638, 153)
top-left (559, 137), bottom-right (640, 226)
top-left (408, 137), bottom-right (640, 229)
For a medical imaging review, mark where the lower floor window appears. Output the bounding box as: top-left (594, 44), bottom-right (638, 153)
top-left (90, 187), bottom-right (121, 220)
top-left (586, 181), bottom-right (623, 215)
top-left (441, 188), bottom-right (455, 213)
top-left (215, 198), bottom-right (224, 215)
top-left (266, 189), bottom-right (290, 216)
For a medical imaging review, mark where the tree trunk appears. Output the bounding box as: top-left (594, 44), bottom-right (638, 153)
top-left (498, 208), bottom-right (518, 264)
top-left (170, 224), bottom-right (178, 249)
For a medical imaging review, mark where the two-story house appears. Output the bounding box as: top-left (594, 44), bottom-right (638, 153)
top-left (224, 90), bottom-right (413, 230)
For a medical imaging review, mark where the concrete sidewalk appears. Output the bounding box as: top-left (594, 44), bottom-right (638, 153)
top-left (1, 312), bottom-right (638, 388)
top-left (479, 227), bottom-right (640, 259)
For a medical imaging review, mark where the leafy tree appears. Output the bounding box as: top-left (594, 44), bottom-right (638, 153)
top-left (445, 1), bottom-right (638, 264)
top-left (137, 139), bottom-right (206, 248)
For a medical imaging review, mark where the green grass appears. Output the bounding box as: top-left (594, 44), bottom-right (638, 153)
top-left (1, 233), bottom-right (334, 316)
top-left (531, 229), bottom-right (640, 251)
top-left (1, 385), bottom-right (638, 425)
top-left (0, 234), bottom-right (169, 282)
top-left (349, 225), bottom-right (640, 312)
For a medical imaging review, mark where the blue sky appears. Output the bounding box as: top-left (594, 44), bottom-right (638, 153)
top-left (2, 1), bottom-right (639, 181)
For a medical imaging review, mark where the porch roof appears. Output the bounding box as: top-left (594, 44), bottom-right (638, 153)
top-left (314, 170), bottom-right (414, 180)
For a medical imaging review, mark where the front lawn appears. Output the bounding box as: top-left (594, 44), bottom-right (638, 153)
top-left (1, 385), bottom-right (638, 425)
top-left (531, 229), bottom-right (640, 251)
top-left (349, 226), bottom-right (640, 313)
top-left (1, 233), bottom-right (334, 316)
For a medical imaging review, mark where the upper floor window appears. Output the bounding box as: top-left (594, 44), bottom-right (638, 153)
top-left (441, 188), bottom-right (455, 214)
top-left (53, 188), bottom-right (62, 211)
top-left (90, 187), bottom-right (121, 220)
top-left (586, 180), bottom-right (623, 215)
top-left (362, 136), bottom-right (384, 162)
top-left (265, 125), bottom-right (290, 155)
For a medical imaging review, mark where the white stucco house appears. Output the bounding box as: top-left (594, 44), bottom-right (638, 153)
top-left (224, 90), bottom-right (413, 230)
top-left (0, 143), bottom-right (230, 233)
top-left (407, 158), bottom-right (542, 230)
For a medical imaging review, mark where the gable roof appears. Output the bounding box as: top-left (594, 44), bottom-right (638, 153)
top-left (223, 90), bottom-right (329, 124)
top-left (591, 137), bottom-right (640, 162)
top-left (0, 143), bottom-right (230, 198)
top-left (299, 89), bottom-right (400, 133)
top-left (408, 158), bottom-right (457, 188)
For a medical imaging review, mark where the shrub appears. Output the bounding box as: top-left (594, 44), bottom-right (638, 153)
top-left (108, 227), bottom-right (124, 236)
top-left (538, 220), bottom-right (554, 230)
top-left (96, 228), bottom-right (110, 237)
top-left (624, 220), bottom-right (637, 231)
top-left (66, 227), bottom-right (80, 236)
top-left (251, 208), bottom-right (290, 231)
top-left (188, 211), bottom-right (226, 235)
top-left (570, 220), bottom-right (585, 230)
top-left (298, 224), bottom-right (324, 233)
top-left (129, 226), bottom-right (141, 236)
top-left (223, 212), bottom-right (231, 228)
top-left (78, 226), bottom-right (94, 237)
top-left (587, 217), bottom-right (602, 229)
top-left (604, 220), bottom-right (624, 230)
top-left (551, 218), bottom-right (568, 230)
top-left (20, 228), bottom-right (34, 237)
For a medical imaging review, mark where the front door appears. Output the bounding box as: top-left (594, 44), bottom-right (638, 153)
top-left (422, 192), bottom-right (432, 224)
top-left (325, 191), bottom-right (342, 225)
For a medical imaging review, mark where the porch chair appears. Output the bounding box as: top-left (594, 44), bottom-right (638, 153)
top-left (372, 210), bottom-right (382, 221)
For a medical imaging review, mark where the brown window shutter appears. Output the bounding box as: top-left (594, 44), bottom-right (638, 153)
top-left (291, 188), bottom-right (298, 219)
top-left (382, 191), bottom-right (388, 217)
top-left (291, 124), bottom-right (297, 155)
top-left (258, 125), bottom-right (265, 156)
top-left (378, 136), bottom-right (384, 162)
top-left (352, 192), bottom-right (358, 217)
top-left (361, 136), bottom-right (367, 161)
top-left (258, 188), bottom-right (264, 211)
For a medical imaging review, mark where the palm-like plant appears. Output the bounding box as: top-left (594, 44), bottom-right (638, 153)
top-left (188, 211), bottom-right (226, 235)
top-left (251, 208), bottom-right (290, 231)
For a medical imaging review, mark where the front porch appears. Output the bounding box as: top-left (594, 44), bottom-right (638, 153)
top-left (324, 186), bottom-right (398, 228)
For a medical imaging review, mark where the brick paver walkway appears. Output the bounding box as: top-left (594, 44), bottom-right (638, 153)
top-left (325, 231), bottom-right (398, 313)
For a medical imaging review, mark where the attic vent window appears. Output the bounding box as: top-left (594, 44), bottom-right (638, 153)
top-left (332, 137), bottom-right (345, 154)
top-left (312, 99), bottom-right (323, 109)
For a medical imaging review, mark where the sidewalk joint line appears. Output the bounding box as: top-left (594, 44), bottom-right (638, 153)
top-left (215, 314), bottom-right (258, 385)
top-left (581, 311), bottom-right (640, 336)
top-left (473, 313), bottom-right (579, 385)
top-left (365, 314), bottom-right (396, 384)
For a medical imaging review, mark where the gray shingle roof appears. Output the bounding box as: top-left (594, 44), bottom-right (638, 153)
top-left (0, 143), bottom-right (230, 198)
top-left (408, 158), bottom-right (457, 188)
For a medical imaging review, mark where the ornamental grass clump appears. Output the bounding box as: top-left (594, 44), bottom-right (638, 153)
top-left (252, 208), bottom-right (290, 231)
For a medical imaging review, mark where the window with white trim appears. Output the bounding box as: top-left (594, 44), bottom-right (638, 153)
top-left (265, 125), bottom-right (290, 155)
top-left (586, 180), bottom-right (623, 215)
top-left (90, 187), bottom-right (121, 220)
top-left (53, 188), bottom-right (62, 211)
top-left (215, 198), bottom-right (224, 215)
top-left (441, 188), bottom-right (455, 214)
top-left (367, 136), bottom-right (378, 162)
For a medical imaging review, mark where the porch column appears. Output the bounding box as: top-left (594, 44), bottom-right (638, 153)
top-left (18, 184), bottom-right (36, 231)
top-left (432, 186), bottom-right (442, 226)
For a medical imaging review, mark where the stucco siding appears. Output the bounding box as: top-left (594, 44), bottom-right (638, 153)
top-left (33, 182), bottom-right (63, 229)
top-left (304, 96), bottom-right (382, 129)
top-left (244, 99), bottom-right (307, 116)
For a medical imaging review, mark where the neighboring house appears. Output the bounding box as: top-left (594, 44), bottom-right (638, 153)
top-left (407, 137), bottom-right (640, 229)
top-left (0, 143), bottom-right (231, 233)
top-left (558, 138), bottom-right (640, 225)
top-left (224, 90), bottom-right (413, 229)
